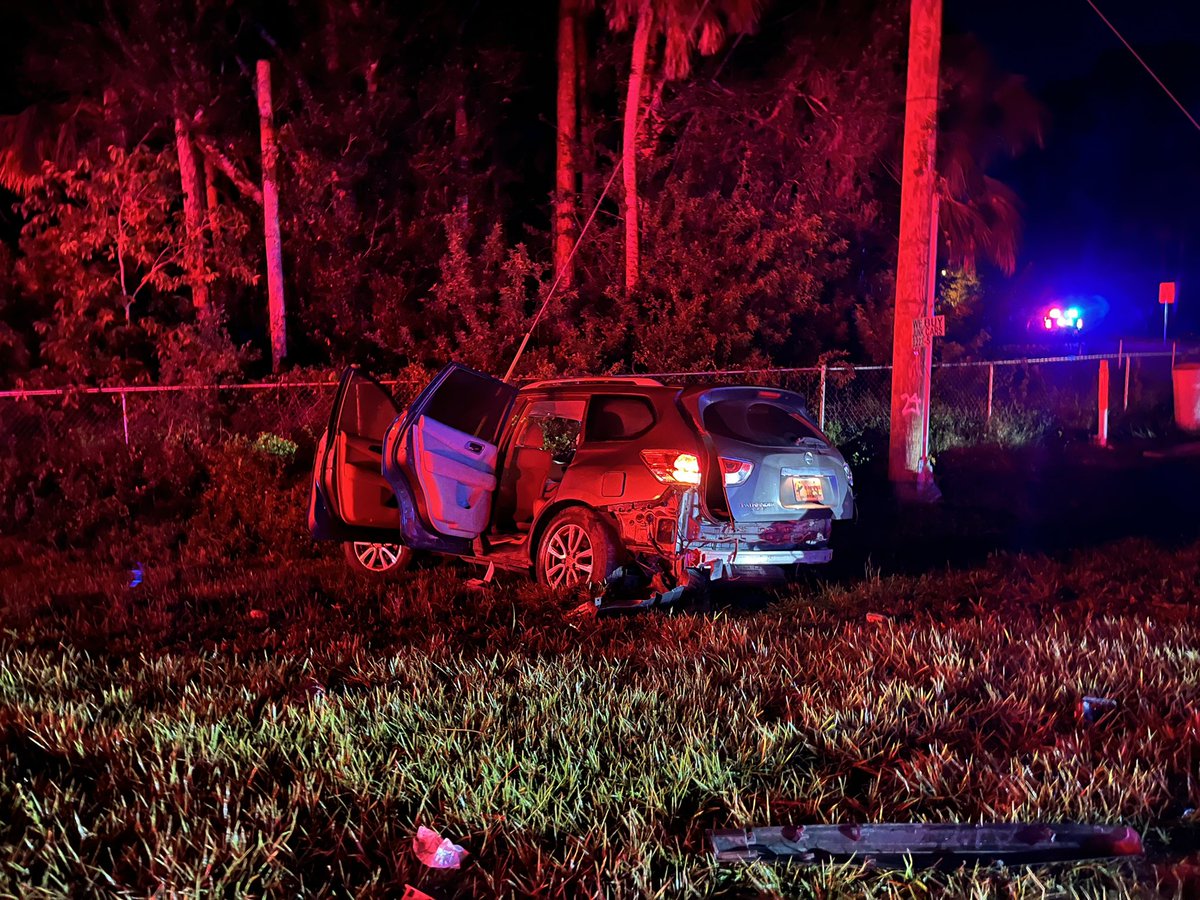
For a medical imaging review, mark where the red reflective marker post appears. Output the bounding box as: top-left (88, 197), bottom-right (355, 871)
top-left (1160, 281), bottom-right (1176, 344)
top-left (1097, 359), bottom-right (1110, 448)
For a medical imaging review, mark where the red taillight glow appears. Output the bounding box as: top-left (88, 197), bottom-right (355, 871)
top-left (719, 456), bottom-right (753, 485)
top-left (641, 450), bottom-right (701, 485)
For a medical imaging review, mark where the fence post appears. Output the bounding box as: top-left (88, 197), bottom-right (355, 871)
top-left (986, 363), bottom-right (994, 427)
top-left (120, 390), bottom-right (130, 447)
top-left (1096, 359), bottom-right (1109, 448)
top-left (818, 365), bottom-right (827, 431)
top-left (1123, 354), bottom-right (1131, 411)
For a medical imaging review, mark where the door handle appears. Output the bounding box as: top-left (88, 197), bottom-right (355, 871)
top-left (466, 441), bottom-right (483, 453)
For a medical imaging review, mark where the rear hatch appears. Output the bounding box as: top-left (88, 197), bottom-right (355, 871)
top-left (680, 386), bottom-right (853, 528)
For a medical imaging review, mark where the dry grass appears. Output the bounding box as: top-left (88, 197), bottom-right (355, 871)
top-left (1, 532), bottom-right (1199, 898)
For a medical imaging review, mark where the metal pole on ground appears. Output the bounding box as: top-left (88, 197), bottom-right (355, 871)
top-left (1123, 354), bottom-right (1131, 411)
top-left (818, 365), bottom-right (827, 431)
top-left (120, 391), bottom-right (130, 447)
top-left (986, 363), bottom-right (994, 427)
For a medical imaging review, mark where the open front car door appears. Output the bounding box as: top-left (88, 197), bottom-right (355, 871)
top-left (384, 364), bottom-right (517, 542)
top-left (309, 366), bottom-right (402, 541)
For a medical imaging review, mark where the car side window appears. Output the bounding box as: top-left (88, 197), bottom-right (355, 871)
top-left (514, 399), bottom-right (586, 463)
top-left (423, 368), bottom-right (512, 442)
top-left (583, 395), bottom-right (656, 442)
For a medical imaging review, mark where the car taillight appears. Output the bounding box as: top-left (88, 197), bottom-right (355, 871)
top-left (719, 456), bottom-right (753, 485)
top-left (641, 450), bottom-right (701, 485)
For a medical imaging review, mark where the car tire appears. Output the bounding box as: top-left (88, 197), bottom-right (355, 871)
top-left (535, 507), bottom-right (621, 590)
top-left (342, 541), bottom-right (413, 577)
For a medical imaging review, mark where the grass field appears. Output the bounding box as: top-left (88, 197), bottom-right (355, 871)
top-left (2, 445), bottom-right (1200, 897)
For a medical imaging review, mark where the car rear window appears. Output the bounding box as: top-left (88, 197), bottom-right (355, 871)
top-left (424, 368), bottom-right (511, 441)
top-left (703, 399), bottom-right (826, 447)
top-left (584, 395), bottom-right (656, 441)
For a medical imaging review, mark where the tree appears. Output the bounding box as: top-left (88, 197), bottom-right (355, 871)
top-left (605, 0), bottom-right (764, 292)
top-left (937, 36), bottom-right (1045, 275)
top-left (555, 0), bottom-right (581, 288)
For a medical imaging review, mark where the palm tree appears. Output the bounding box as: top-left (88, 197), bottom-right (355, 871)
top-left (555, 0), bottom-right (582, 290)
top-left (606, 0), bottom-right (764, 292)
top-left (937, 36), bottom-right (1046, 275)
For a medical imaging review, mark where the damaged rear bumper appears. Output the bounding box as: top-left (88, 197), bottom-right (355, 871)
top-left (677, 489), bottom-right (834, 578)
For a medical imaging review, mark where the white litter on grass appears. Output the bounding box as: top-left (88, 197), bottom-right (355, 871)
top-left (414, 825), bottom-right (467, 869)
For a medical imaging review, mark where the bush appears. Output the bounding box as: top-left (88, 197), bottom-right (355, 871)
top-left (179, 436), bottom-right (314, 565)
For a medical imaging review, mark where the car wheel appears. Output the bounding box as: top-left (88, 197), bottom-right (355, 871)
top-left (536, 508), bottom-right (621, 590)
top-left (342, 541), bottom-right (412, 576)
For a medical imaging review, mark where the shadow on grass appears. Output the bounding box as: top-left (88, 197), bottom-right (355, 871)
top-left (830, 441), bottom-right (1200, 581)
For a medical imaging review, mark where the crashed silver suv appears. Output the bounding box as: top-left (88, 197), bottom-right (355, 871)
top-left (309, 363), bottom-right (854, 594)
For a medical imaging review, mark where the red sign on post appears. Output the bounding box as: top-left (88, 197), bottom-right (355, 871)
top-left (1160, 281), bottom-right (1177, 304)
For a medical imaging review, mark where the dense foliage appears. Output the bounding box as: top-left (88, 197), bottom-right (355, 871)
top-left (0, 0), bottom-right (1038, 386)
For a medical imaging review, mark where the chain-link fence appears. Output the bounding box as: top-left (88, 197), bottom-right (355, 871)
top-left (0, 350), bottom-right (1190, 461)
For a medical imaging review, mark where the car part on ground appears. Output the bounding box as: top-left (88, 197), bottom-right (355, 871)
top-left (708, 822), bottom-right (1144, 867)
top-left (342, 541), bottom-right (412, 576)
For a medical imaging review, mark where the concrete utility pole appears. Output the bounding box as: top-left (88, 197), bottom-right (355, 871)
top-left (257, 59), bottom-right (287, 372)
top-left (888, 0), bottom-right (942, 489)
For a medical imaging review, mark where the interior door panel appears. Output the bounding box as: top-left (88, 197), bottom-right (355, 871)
top-left (334, 433), bottom-right (399, 528)
top-left (310, 367), bottom-right (401, 537)
top-left (411, 415), bottom-right (499, 538)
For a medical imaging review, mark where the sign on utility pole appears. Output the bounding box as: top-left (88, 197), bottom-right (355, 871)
top-left (1160, 281), bottom-right (1176, 344)
top-left (888, 0), bottom-right (943, 493)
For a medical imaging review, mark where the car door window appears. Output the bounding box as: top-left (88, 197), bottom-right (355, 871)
top-left (422, 368), bottom-right (513, 443)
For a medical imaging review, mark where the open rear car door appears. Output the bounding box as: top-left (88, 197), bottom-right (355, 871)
top-left (309, 366), bottom-right (403, 541)
top-left (384, 363), bottom-right (517, 542)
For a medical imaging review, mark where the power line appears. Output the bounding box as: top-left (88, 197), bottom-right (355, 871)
top-left (1083, 0), bottom-right (1200, 134)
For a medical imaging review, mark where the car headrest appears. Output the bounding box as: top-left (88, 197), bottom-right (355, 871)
top-left (518, 419), bottom-right (545, 450)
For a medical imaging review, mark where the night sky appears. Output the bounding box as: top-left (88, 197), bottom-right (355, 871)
top-left (949, 0), bottom-right (1200, 343)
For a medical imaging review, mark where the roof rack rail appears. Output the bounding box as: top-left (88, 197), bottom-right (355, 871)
top-left (522, 376), bottom-right (667, 389)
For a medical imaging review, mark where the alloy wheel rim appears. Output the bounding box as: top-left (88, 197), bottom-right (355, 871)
top-left (544, 523), bottom-right (594, 588)
top-left (353, 542), bottom-right (401, 571)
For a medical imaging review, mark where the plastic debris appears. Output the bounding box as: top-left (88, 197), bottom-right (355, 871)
top-left (414, 826), bottom-right (467, 869)
top-left (248, 609), bottom-right (268, 622)
top-left (401, 886), bottom-right (435, 900)
top-left (128, 563), bottom-right (144, 588)
top-left (865, 612), bottom-right (889, 624)
top-left (1080, 695), bottom-right (1118, 723)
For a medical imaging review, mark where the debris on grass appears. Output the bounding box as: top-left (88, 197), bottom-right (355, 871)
top-left (414, 826), bottom-right (467, 869)
top-left (1080, 695), bottom-right (1118, 723)
top-left (865, 612), bottom-right (889, 624)
top-left (708, 822), bottom-right (1145, 867)
top-left (400, 885), bottom-right (435, 900)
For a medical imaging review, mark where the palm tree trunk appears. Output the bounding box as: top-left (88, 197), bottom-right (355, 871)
top-left (174, 117), bottom-right (210, 312)
top-left (622, 2), bottom-right (653, 294)
top-left (554, 0), bottom-right (579, 289)
top-left (576, 10), bottom-right (596, 211)
top-left (257, 60), bottom-right (288, 372)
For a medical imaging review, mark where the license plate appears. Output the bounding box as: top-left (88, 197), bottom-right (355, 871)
top-left (792, 476), bottom-right (824, 504)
